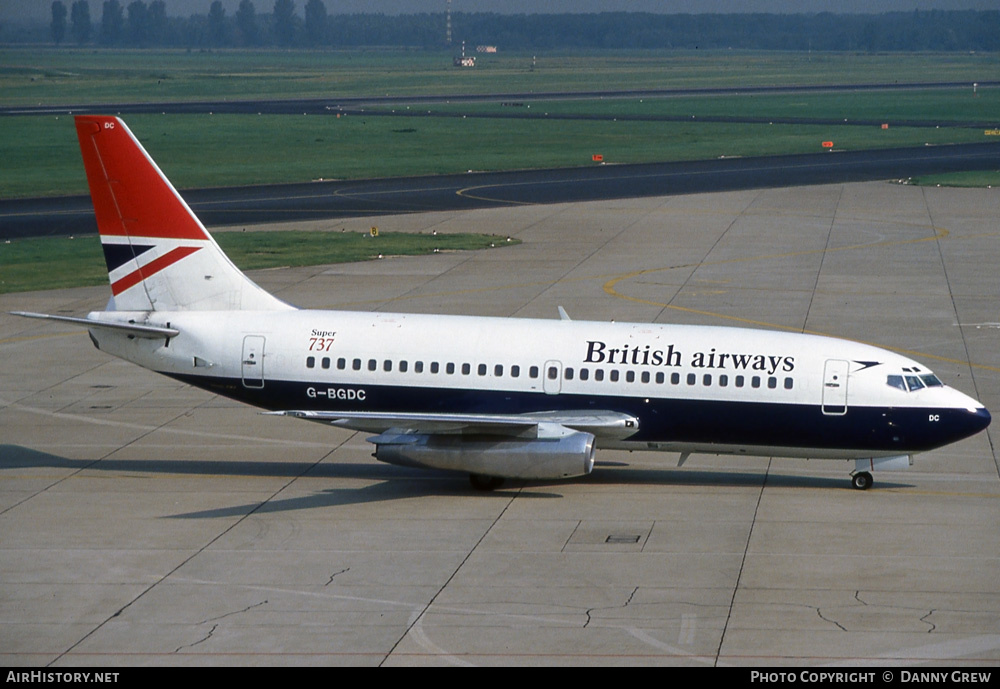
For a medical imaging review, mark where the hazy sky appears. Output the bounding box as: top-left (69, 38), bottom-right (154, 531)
top-left (3, 0), bottom-right (995, 23)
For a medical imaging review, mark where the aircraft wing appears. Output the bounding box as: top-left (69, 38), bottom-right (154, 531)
top-left (263, 409), bottom-right (639, 440)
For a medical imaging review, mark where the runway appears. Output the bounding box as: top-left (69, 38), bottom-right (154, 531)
top-left (2, 181), bottom-right (999, 665)
top-left (3, 141), bottom-right (1000, 239)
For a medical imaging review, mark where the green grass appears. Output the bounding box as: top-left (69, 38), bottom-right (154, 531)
top-left (3, 48), bottom-right (997, 106)
top-left (418, 87), bottom-right (1000, 125)
top-left (907, 170), bottom-right (1000, 187)
top-left (1, 112), bottom-right (992, 198)
top-left (1, 49), bottom-right (997, 198)
top-left (0, 230), bottom-right (518, 294)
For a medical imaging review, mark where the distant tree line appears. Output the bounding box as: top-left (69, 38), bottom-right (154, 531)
top-left (43, 2), bottom-right (1000, 52)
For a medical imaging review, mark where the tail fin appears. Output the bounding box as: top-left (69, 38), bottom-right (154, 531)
top-left (75, 116), bottom-right (291, 312)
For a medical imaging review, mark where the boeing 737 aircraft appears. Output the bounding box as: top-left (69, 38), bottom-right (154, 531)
top-left (14, 116), bottom-right (991, 491)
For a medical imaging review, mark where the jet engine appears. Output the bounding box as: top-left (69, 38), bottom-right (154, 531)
top-left (373, 430), bottom-right (596, 480)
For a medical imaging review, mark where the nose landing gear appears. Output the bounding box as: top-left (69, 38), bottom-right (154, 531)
top-left (851, 471), bottom-right (873, 490)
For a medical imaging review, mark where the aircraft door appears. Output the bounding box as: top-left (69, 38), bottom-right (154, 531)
top-left (242, 335), bottom-right (266, 389)
top-left (822, 359), bottom-right (849, 415)
top-left (543, 360), bottom-right (562, 395)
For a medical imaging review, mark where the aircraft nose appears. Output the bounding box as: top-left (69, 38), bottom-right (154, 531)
top-left (948, 405), bottom-right (991, 443)
top-left (971, 406), bottom-right (991, 433)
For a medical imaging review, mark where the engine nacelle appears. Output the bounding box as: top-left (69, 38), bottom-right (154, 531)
top-left (374, 431), bottom-right (596, 480)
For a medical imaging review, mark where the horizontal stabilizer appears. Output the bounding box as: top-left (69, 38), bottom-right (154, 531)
top-left (11, 311), bottom-right (179, 339)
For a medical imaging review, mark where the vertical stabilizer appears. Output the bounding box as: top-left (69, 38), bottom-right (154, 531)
top-left (75, 116), bottom-right (292, 312)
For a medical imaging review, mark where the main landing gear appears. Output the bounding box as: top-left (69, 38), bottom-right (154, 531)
top-left (851, 471), bottom-right (873, 491)
top-left (469, 473), bottom-right (505, 491)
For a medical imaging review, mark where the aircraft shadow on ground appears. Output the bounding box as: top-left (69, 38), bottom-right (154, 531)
top-left (1, 444), bottom-right (909, 518)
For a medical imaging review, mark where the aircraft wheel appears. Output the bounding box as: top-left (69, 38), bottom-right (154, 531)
top-left (469, 473), bottom-right (505, 491)
top-left (851, 472), bottom-right (873, 491)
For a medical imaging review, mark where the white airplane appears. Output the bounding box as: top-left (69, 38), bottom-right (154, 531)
top-left (14, 116), bottom-right (991, 491)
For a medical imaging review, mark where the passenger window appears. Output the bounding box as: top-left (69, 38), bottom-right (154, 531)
top-left (610, 370), bottom-right (620, 382)
top-left (337, 358), bottom-right (346, 370)
top-left (415, 361), bottom-right (423, 373)
top-left (719, 375), bottom-right (728, 387)
top-left (703, 374), bottom-right (712, 386)
top-left (495, 364), bottom-right (503, 377)
top-left (322, 357), bottom-right (330, 369)
top-left (478, 364), bottom-right (487, 376)
top-left (595, 369), bottom-right (604, 382)
top-left (579, 368), bottom-right (589, 381)
top-left (735, 375), bottom-right (744, 388)
top-left (368, 359), bottom-right (377, 371)
top-left (641, 371), bottom-right (650, 384)
top-left (353, 358), bottom-right (362, 371)
top-left (431, 362), bottom-right (440, 374)
top-left (399, 360), bottom-right (408, 373)
top-left (671, 372), bottom-right (680, 385)
top-left (511, 365), bottom-right (520, 378)
top-left (768, 377), bottom-right (777, 389)
top-left (655, 372), bottom-right (664, 384)
top-left (462, 363), bottom-right (471, 375)
top-left (687, 373), bottom-right (696, 385)
top-left (565, 367), bottom-right (574, 380)
top-left (383, 360), bottom-right (392, 372)
top-left (626, 371), bottom-right (635, 383)
top-left (446, 363), bottom-right (455, 374)
top-left (784, 377), bottom-right (793, 390)
top-left (751, 376), bottom-right (761, 388)
top-left (306, 356), bottom-right (315, 369)
top-left (529, 366), bottom-right (539, 378)
top-left (547, 366), bottom-right (558, 380)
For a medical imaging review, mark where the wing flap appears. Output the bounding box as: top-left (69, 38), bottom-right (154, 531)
top-left (263, 409), bottom-right (639, 440)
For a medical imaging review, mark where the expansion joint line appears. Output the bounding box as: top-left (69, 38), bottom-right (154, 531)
top-left (715, 458), bottom-right (770, 666)
top-left (920, 187), bottom-right (999, 480)
top-left (48, 433), bottom-right (348, 666)
top-left (801, 186), bottom-right (843, 334)
top-left (655, 192), bottom-right (762, 323)
top-left (382, 488), bottom-right (520, 666)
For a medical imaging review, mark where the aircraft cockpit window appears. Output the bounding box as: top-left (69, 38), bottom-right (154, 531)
top-left (920, 374), bottom-right (943, 387)
top-left (904, 375), bottom-right (925, 391)
top-left (886, 375), bottom-right (906, 391)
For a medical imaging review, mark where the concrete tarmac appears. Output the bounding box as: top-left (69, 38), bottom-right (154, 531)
top-left (2, 181), bottom-right (999, 666)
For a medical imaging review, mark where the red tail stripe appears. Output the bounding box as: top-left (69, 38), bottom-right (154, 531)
top-left (75, 116), bottom-right (208, 242)
top-left (110, 246), bottom-right (201, 296)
